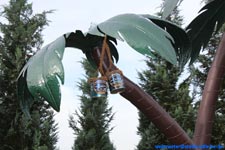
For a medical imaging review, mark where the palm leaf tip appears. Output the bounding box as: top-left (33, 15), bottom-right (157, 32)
top-left (186, 0), bottom-right (225, 64)
top-left (17, 35), bottom-right (66, 112)
top-left (162, 0), bottom-right (180, 19)
top-left (17, 70), bottom-right (34, 118)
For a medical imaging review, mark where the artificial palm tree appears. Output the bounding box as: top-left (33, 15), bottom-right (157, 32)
top-left (17, 0), bottom-right (225, 146)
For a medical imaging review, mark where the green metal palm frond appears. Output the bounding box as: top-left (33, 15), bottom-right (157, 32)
top-left (88, 13), bottom-right (178, 65)
top-left (152, 19), bottom-right (190, 67)
top-left (17, 35), bottom-right (67, 114)
top-left (142, 14), bottom-right (191, 68)
top-left (17, 31), bottom-right (118, 114)
top-left (186, 0), bottom-right (225, 64)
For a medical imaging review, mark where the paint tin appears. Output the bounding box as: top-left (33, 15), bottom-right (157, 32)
top-left (89, 77), bottom-right (108, 98)
top-left (107, 70), bottom-right (125, 94)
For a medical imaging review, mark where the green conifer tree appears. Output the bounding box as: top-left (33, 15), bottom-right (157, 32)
top-left (137, 56), bottom-right (195, 149)
top-left (69, 59), bottom-right (115, 150)
top-left (0, 0), bottom-right (58, 149)
top-left (136, 1), bottom-right (195, 149)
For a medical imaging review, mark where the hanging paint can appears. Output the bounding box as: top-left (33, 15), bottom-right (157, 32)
top-left (107, 70), bottom-right (125, 94)
top-left (89, 77), bottom-right (108, 98)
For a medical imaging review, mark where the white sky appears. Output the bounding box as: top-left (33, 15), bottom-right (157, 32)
top-left (0, 0), bottom-right (202, 150)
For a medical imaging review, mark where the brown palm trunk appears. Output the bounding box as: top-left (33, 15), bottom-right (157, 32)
top-left (193, 33), bottom-right (225, 144)
top-left (91, 46), bottom-right (194, 145)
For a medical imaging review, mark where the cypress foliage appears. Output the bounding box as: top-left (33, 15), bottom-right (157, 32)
top-left (137, 56), bottom-right (195, 149)
top-left (0, 0), bottom-right (58, 149)
top-left (69, 59), bottom-right (115, 150)
top-left (136, 1), bottom-right (195, 149)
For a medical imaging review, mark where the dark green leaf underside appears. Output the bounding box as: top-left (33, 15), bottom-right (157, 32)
top-left (186, 0), bottom-right (225, 64)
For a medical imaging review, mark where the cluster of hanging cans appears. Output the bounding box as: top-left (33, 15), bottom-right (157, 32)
top-left (89, 70), bottom-right (125, 98)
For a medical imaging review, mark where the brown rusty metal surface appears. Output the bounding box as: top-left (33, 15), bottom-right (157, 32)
top-left (193, 33), bottom-right (225, 145)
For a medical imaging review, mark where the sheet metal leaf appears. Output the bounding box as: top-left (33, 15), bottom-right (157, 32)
top-left (18, 35), bottom-right (66, 112)
top-left (142, 14), bottom-right (191, 68)
top-left (88, 13), bottom-right (177, 65)
top-left (186, 0), bottom-right (225, 64)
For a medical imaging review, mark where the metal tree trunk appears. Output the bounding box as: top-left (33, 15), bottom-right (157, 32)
top-left (91, 46), bottom-right (194, 145)
top-left (193, 33), bottom-right (225, 144)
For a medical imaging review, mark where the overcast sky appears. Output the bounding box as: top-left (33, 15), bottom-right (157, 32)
top-left (0, 0), bottom-right (202, 150)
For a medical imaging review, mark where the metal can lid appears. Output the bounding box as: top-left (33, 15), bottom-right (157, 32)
top-left (88, 76), bottom-right (107, 83)
top-left (106, 69), bottom-right (123, 77)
